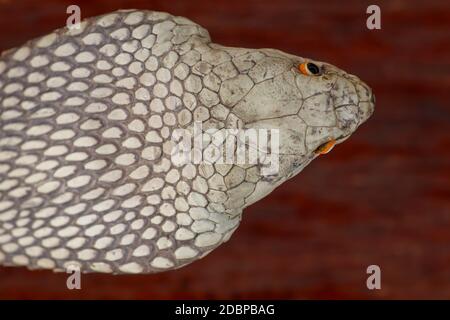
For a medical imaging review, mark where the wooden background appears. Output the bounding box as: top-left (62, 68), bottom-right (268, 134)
top-left (0, 0), bottom-right (449, 299)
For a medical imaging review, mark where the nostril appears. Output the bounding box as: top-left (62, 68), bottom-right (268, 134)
top-left (371, 94), bottom-right (376, 104)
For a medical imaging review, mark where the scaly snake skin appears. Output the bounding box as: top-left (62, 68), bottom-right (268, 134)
top-left (0, 10), bottom-right (374, 274)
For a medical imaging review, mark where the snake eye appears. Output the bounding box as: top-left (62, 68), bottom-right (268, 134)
top-left (315, 139), bottom-right (336, 155)
top-left (298, 62), bottom-right (321, 76)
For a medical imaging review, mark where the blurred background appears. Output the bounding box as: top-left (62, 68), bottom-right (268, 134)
top-left (0, 0), bottom-right (449, 299)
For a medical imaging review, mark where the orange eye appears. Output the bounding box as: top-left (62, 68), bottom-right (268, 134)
top-left (315, 139), bottom-right (336, 155)
top-left (298, 62), bottom-right (321, 76)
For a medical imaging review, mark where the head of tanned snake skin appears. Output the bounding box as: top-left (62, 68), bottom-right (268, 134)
top-left (231, 54), bottom-right (375, 205)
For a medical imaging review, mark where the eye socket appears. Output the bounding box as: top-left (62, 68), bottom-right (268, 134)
top-left (314, 139), bottom-right (336, 155)
top-left (298, 62), bottom-right (321, 76)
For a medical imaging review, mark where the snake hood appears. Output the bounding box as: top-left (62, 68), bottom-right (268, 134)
top-left (0, 10), bottom-right (374, 274)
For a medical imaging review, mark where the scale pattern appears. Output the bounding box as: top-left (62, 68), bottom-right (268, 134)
top-left (0, 10), bottom-right (374, 274)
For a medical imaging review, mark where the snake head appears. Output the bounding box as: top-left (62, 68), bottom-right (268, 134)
top-left (229, 52), bottom-right (375, 205)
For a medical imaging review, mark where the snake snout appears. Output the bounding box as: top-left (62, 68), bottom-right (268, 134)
top-left (331, 72), bottom-right (375, 133)
top-left (356, 83), bottom-right (375, 126)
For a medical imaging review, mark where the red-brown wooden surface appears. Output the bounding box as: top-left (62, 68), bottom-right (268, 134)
top-left (0, 0), bottom-right (449, 299)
